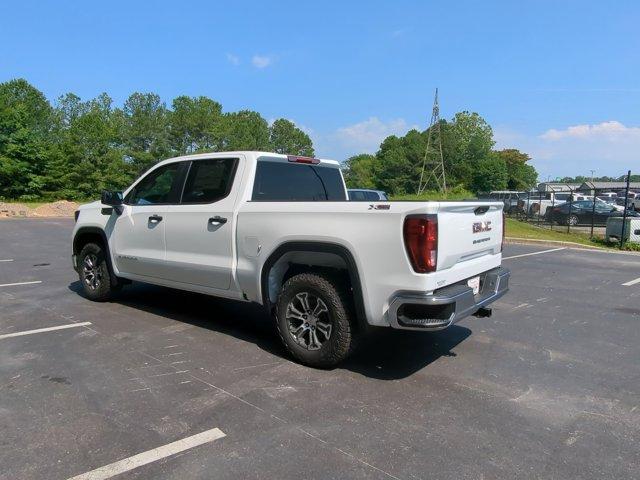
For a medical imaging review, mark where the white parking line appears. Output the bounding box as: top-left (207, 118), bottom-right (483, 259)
top-left (0, 280), bottom-right (42, 288)
top-left (0, 259), bottom-right (14, 262)
top-left (622, 276), bottom-right (640, 286)
top-left (503, 247), bottom-right (566, 260)
top-left (66, 427), bottom-right (226, 480)
top-left (0, 322), bottom-right (91, 340)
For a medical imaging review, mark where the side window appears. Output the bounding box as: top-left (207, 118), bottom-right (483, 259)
top-left (181, 158), bottom-right (237, 204)
top-left (252, 161), bottom-right (346, 201)
top-left (351, 191), bottom-right (366, 201)
top-left (365, 191), bottom-right (380, 201)
top-left (126, 163), bottom-right (181, 205)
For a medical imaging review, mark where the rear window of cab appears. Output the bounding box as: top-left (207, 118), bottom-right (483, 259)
top-left (252, 159), bottom-right (346, 201)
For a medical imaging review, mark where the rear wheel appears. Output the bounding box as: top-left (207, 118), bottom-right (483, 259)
top-left (78, 243), bottom-right (118, 301)
top-left (275, 272), bottom-right (357, 368)
top-left (566, 214), bottom-right (579, 226)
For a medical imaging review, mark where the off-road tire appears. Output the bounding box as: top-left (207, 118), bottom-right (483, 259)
top-left (275, 272), bottom-right (357, 368)
top-left (78, 242), bottom-right (117, 302)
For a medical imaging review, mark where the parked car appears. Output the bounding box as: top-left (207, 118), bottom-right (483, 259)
top-left (72, 151), bottom-right (510, 367)
top-left (546, 200), bottom-right (639, 226)
top-left (524, 191), bottom-right (570, 216)
top-left (480, 191), bottom-right (525, 214)
top-left (347, 189), bottom-right (388, 201)
top-left (597, 192), bottom-right (618, 200)
top-left (597, 197), bottom-right (624, 211)
top-left (616, 194), bottom-right (640, 212)
top-left (569, 193), bottom-right (593, 201)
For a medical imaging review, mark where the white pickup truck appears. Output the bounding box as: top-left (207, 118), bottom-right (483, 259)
top-left (72, 151), bottom-right (509, 367)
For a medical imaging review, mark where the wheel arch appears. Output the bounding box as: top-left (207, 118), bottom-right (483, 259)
top-left (260, 241), bottom-right (367, 326)
top-left (73, 227), bottom-right (119, 286)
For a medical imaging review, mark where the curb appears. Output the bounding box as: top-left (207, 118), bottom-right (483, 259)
top-left (505, 237), bottom-right (640, 255)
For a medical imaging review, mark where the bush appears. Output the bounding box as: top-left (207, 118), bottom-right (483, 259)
top-left (390, 185), bottom-right (475, 201)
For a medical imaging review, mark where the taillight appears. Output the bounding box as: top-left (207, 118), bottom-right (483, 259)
top-left (501, 210), bottom-right (505, 252)
top-left (403, 215), bottom-right (437, 273)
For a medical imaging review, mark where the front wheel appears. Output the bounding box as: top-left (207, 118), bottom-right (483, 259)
top-left (78, 242), bottom-right (118, 301)
top-left (275, 272), bottom-right (357, 368)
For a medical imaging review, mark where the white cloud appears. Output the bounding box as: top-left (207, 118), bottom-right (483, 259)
top-left (331, 117), bottom-right (418, 154)
top-left (494, 121), bottom-right (640, 180)
top-left (540, 120), bottom-right (640, 141)
top-left (251, 55), bottom-right (273, 69)
top-left (225, 53), bottom-right (240, 66)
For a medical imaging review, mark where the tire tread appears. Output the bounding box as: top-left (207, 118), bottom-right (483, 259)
top-left (275, 272), bottom-right (357, 368)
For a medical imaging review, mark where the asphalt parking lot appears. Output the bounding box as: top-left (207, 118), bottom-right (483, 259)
top-left (1, 218), bottom-right (639, 480)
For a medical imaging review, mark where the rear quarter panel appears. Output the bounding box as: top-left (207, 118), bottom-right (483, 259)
top-left (236, 201), bottom-right (503, 326)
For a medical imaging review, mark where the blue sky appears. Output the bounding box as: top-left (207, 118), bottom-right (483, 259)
top-left (1, 0), bottom-right (638, 180)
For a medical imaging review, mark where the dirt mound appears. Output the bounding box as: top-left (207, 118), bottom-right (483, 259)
top-left (0, 200), bottom-right (80, 218)
top-left (33, 200), bottom-right (79, 217)
top-left (0, 202), bottom-right (31, 217)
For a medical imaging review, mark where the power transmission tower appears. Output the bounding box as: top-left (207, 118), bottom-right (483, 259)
top-left (417, 88), bottom-right (446, 194)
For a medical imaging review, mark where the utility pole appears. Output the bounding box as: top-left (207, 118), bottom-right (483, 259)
top-left (590, 170), bottom-right (595, 183)
top-left (417, 88), bottom-right (446, 194)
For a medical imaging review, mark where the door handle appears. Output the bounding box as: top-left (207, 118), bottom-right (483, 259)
top-left (208, 216), bottom-right (227, 226)
top-left (148, 215), bottom-right (163, 223)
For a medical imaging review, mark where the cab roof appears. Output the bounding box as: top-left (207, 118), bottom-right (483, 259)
top-left (156, 151), bottom-right (340, 167)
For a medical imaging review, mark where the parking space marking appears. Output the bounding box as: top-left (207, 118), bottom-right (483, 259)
top-left (622, 276), bottom-right (640, 286)
top-left (66, 427), bottom-right (226, 480)
top-left (0, 280), bottom-right (42, 288)
top-left (0, 259), bottom-right (14, 262)
top-left (503, 247), bottom-right (566, 260)
top-left (0, 322), bottom-right (91, 340)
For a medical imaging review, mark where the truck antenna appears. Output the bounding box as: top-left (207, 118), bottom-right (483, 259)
top-left (417, 88), bottom-right (447, 195)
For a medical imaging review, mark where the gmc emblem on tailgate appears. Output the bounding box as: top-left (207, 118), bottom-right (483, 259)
top-left (473, 221), bottom-right (492, 233)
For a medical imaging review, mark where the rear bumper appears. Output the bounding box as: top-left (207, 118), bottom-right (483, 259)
top-left (388, 267), bottom-right (510, 331)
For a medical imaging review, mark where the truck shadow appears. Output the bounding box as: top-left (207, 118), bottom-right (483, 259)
top-left (69, 281), bottom-right (472, 380)
top-left (344, 325), bottom-right (471, 380)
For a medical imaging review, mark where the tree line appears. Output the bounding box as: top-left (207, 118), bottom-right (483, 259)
top-left (557, 174), bottom-right (640, 183)
top-left (1, 78), bottom-right (538, 201)
top-left (0, 79), bottom-right (313, 200)
top-left (343, 112), bottom-right (538, 196)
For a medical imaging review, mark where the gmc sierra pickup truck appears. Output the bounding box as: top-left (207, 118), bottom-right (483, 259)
top-left (72, 151), bottom-right (510, 367)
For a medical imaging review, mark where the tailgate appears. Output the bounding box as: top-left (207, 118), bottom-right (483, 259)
top-left (437, 202), bottom-right (503, 270)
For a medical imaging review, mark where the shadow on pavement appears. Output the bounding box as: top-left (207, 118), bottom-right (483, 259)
top-left (69, 281), bottom-right (472, 380)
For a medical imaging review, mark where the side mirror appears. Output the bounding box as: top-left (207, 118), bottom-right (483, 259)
top-left (101, 190), bottom-right (123, 207)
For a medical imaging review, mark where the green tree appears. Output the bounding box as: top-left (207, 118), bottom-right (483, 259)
top-left (269, 118), bottom-right (314, 156)
top-left (122, 92), bottom-right (170, 171)
top-left (0, 79), bottom-right (53, 199)
top-left (370, 112), bottom-right (498, 195)
top-left (375, 131), bottom-right (427, 195)
top-left (343, 153), bottom-right (378, 188)
top-left (442, 112), bottom-right (494, 188)
top-left (495, 149), bottom-right (538, 190)
top-left (170, 95), bottom-right (222, 154)
top-left (470, 153), bottom-right (508, 193)
top-left (217, 110), bottom-right (270, 151)
top-left (46, 93), bottom-right (133, 199)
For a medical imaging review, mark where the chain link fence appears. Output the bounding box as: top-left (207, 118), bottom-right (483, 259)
top-left (481, 171), bottom-right (639, 249)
